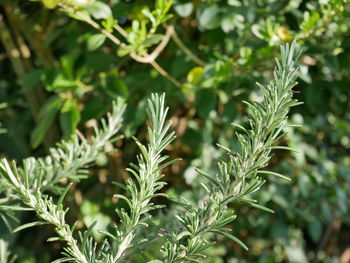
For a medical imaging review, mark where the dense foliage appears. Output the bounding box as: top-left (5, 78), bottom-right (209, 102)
top-left (0, 0), bottom-right (349, 262)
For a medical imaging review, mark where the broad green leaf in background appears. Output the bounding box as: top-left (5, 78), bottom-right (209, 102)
top-left (20, 70), bottom-right (43, 91)
top-left (307, 219), bottom-right (322, 243)
top-left (42, 0), bottom-right (59, 9)
top-left (187, 66), bottom-right (204, 85)
top-left (30, 95), bottom-right (64, 149)
top-left (196, 89), bottom-right (217, 120)
top-left (85, 1), bottom-right (112, 20)
top-left (59, 99), bottom-right (81, 138)
top-left (156, 0), bottom-right (172, 11)
top-left (81, 200), bottom-right (111, 241)
top-left (174, 2), bottom-right (193, 17)
top-left (87, 34), bottom-right (107, 51)
top-left (143, 34), bottom-right (164, 47)
top-left (198, 4), bottom-right (221, 30)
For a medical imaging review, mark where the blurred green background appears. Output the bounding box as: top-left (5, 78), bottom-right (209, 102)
top-left (0, 0), bottom-right (349, 262)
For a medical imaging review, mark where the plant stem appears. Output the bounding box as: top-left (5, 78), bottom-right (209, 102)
top-left (111, 94), bottom-right (176, 262)
top-left (64, 7), bottom-right (181, 87)
top-left (162, 42), bottom-right (300, 262)
top-left (169, 26), bottom-right (205, 67)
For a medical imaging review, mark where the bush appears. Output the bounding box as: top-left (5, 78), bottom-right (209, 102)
top-left (0, 0), bottom-right (349, 262)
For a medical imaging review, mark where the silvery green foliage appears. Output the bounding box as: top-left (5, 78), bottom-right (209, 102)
top-left (0, 99), bottom-right (126, 231)
top-left (160, 42), bottom-right (301, 262)
top-left (0, 99), bottom-right (126, 263)
top-left (105, 93), bottom-right (177, 262)
top-left (0, 239), bottom-right (16, 263)
top-left (0, 94), bottom-right (177, 263)
top-left (0, 43), bottom-right (301, 262)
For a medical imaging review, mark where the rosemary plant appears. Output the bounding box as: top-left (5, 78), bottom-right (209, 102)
top-left (0, 98), bottom-right (125, 231)
top-left (0, 99), bottom-right (126, 262)
top-left (0, 94), bottom-right (177, 263)
top-left (0, 43), bottom-right (301, 262)
top-left (105, 93), bottom-right (177, 262)
top-left (160, 42), bottom-right (301, 262)
top-left (0, 238), bottom-right (16, 263)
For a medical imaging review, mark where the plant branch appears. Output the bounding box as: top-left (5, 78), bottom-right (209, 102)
top-left (0, 99), bottom-right (126, 262)
top-left (0, 161), bottom-right (89, 263)
top-left (111, 93), bottom-right (177, 263)
top-left (61, 7), bottom-right (181, 87)
top-left (168, 25), bottom-right (205, 67)
top-left (112, 24), bottom-right (181, 87)
top-left (161, 42), bottom-right (301, 262)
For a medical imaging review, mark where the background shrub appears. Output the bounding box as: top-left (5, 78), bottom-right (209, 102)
top-left (0, 0), bottom-right (349, 262)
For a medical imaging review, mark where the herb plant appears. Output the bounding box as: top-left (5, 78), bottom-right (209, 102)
top-left (1, 0), bottom-right (349, 261)
top-left (0, 42), bottom-right (301, 262)
top-left (160, 42), bottom-right (301, 263)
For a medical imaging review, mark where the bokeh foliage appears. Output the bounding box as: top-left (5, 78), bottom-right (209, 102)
top-left (0, 0), bottom-right (349, 262)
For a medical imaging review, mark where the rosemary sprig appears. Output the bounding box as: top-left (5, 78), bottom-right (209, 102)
top-left (161, 42), bottom-right (301, 262)
top-left (0, 94), bottom-right (178, 263)
top-left (0, 99), bottom-right (126, 263)
top-left (108, 93), bottom-right (177, 262)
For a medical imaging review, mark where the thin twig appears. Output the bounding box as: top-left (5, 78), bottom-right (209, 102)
top-left (130, 25), bottom-right (174, 64)
top-left (169, 25), bottom-right (205, 66)
top-left (72, 10), bottom-right (181, 87)
top-left (114, 23), bottom-right (128, 39)
top-left (113, 23), bottom-right (181, 86)
top-left (150, 60), bottom-right (181, 87)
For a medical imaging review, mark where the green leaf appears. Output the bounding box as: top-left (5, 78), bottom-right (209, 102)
top-left (198, 5), bottom-right (221, 30)
top-left (174, 3), bottom-right (193, 17)
top-left (257, 170), bottom-right (291, 181)
top-left (195, 168), bottom-right (221, 188)
top-left (195, 89), bottom-right (217, 120)
top-left (211, 230), bottom-right (249, 251)
top-left (102, 15), bottom-right (116, 32)
top-left (87, 34), bottom-right (106, 51)
top-left (117, 45), bottom-right (133, 57)
top-left (221, 16), bottom-right (235, 33)
top-left (155, 0), bottom-right (172, 14)
top-left (0, 205), bottom-right (33, 211)
top-left (46, 73), bottom-right (76, 92)
top-left (57, 183), bottom-right (73, 208)
top-left (60, 99), bottom-right (81, 138)
top-left (85, 2), bottom-right (112, 20)
top-left (248, 203), bottom-right (275, 214)
top-left (0, 160), bottom-right (19, 187)
top-left (60, 53), bottom-right (77, 79)
top-left (270, 146), bottom-right (300, 153)
top-left (308, 219), bottom-right (322, 242)
top-left (31, 95), bottom-right (64, 149)
top-left (156, 0), bottom-right (168, 10)
top-left (143, 34), bottom-right (164, 46)
top-left (20, 69), bottom-right (43, 91)
top-left (13, 221), bottom-right (49, 233)
top-left (42, 0), bottom-right (59, 9)
top-left (251, 24), bottom-right (268, 39)
top-left (187, 67), bottom-right (204, 85)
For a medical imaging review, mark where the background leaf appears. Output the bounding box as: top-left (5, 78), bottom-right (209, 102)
top-left (87, 34), bottom-right (106, 51)
top-left (30, 96), bottom-right (63, 149)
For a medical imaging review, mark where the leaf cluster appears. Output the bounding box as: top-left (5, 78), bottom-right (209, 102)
top-left (160, 42), bottom-right (301, 263)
